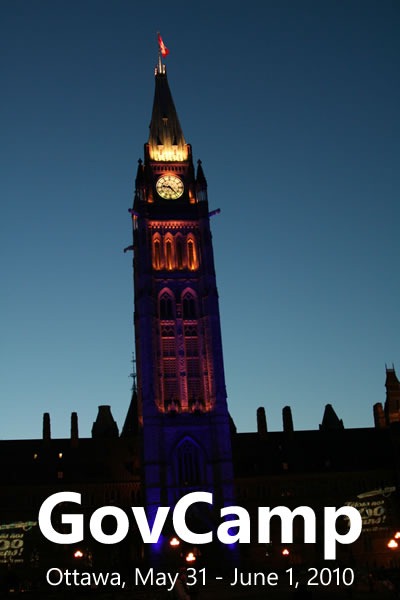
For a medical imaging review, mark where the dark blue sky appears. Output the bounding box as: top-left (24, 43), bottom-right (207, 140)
top-left (1, 1), bottom-right (399, 439)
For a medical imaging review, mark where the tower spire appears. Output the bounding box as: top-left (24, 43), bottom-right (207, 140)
top-left (147, 43), bottom-right (188, 162)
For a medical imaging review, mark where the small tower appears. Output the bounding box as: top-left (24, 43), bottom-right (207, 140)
top-left (384, 366), bottom-right (400, 425)
top-left (92, 406), bottom-right (119, 438)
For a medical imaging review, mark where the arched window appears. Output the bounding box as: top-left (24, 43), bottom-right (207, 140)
top-left (152, 235), bottom-right (163, 270)
top-left (176, 236), bottom-right (184, 269)
top-left (159, 291), bottom-right (174, 320)
top-left (176, 439), bottom-right (201, 486)
top-left (183, 296), bottom-right (197, 320)
top-left (187, 236), bottom-right (198, 270)
top-left (165, 235), bottom-right (174, 270)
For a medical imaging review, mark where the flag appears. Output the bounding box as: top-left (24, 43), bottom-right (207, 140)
top-left (157, 33), bottom-right (169, 57)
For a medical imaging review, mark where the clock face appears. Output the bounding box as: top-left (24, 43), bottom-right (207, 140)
top-left (156, 175), bottom-right (184, 199)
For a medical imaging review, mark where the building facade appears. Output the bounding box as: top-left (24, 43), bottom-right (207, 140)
top-left (1, 55), bottom-right (400, 591)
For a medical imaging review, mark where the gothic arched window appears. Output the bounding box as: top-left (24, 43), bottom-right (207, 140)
top-left (176, 439), bottom-right (201, 486)
top-left (159, 291), bottom-right (174, 320)
top-left (152, 235), bottom-right (163, 270)
top-left (187, 236), bottom-right (198, 270)
top-left (176, 236), bottom-right (184, 269)
top-left (165, 235), bottom-right (174, 270)
top-left (183, 295), bottom-right (197, 320)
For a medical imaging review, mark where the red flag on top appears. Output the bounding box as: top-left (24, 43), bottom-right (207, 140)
top-left (157, 33), bottom-right (169, 57)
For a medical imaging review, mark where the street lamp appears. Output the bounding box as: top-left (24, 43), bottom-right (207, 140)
top-left (185, 552), bottom-right (196, 563)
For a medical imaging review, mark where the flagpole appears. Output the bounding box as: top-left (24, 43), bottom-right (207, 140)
top-left (156, 32), bottom-right (169, 74)
top-left (157, 32), bottom-right (162, 74)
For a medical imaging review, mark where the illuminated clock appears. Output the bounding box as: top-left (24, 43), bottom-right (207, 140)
top-left (156, 175), bottom-right (184, 199)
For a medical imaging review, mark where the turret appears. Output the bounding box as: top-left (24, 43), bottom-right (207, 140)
top-left (373, 402), bottom-right (386, 429)
top-left (384, 366), bottom-right (400, 425)
top-left (196, 160), bottom-right (208, 202)
top-left (92, 405), bottom-right (119, 438)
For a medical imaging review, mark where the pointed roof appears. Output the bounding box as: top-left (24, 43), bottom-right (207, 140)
top-left (148, 63), bottom-right (188, 162)
top-left (385, 366), bottom-right (400, 391)
top-left (135, 158), bottom-right (145, 187)
top-left (196, 159), bottom-right (207, 188)
top-left (121, 389), bottom-right (139, 437)
top-left (319, 404), bottom-right (344, 431)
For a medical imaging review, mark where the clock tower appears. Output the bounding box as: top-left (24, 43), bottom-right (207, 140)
top-left (130, 56), bottom-right (234, 545)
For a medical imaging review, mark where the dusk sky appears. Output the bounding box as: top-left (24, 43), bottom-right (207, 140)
top-left (1, 1), bottom-right (399, 440)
